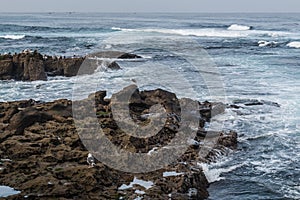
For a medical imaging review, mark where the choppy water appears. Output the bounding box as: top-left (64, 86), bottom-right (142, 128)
top-left (0, 13), bottom-right (299, 199)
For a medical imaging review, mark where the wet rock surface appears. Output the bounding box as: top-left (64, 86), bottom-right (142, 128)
top-left (0, 51), bottom-right (139, 81)
top-left (0, 88), bottom-right (237, 199)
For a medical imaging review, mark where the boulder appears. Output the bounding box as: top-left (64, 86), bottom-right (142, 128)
top-left (107, 61), bottom-right (121, 70)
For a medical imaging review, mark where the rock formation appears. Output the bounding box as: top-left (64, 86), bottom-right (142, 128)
top-left (0, 88), bottom-right (237, 199)
top-left (0, 51), bottom-right (140, 81)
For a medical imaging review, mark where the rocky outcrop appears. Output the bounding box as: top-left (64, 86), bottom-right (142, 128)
top-left (44, 57), bottom-right (84, 77)
top-left (0, 51), bottom-right (139, 81)
top-left (89, 51), bottom-right (142, 59)
top-left (0, 52), bottom-right (47, 81)
top-left (0, 88), bottom-right (237, 199)
top-left (0, 60), bottom-right (13, 80)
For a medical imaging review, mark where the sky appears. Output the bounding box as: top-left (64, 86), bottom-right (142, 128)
top-left (1, 0), bottom-right (300, 12)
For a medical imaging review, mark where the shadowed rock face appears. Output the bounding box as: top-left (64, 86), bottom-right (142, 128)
top-left (0, 52), bottom-right (47, 81)
top-left (44, 57), bottom-right (84, 77)
top-left (0, 51), bottom-right (139, 81)
top-left (0, 89), bottom-right (237, 199)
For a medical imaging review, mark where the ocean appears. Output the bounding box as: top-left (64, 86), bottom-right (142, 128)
top-left (0, 13), bottom-right (299, 199)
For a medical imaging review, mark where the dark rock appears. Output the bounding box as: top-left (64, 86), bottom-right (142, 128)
top-left (0, 50), bottom-right (140, 81)
top-left (232, 99), bottom-right (279, 107)
top-left (118, 52), bottom-right (142, 59)
top-left (44, 57), bottom-right (84, 77)
top-left (89, 51), bottom-right (141, 59)
top-left (244, 102), bottom-right (264, 106)
top-left (107, 61), bottom-right (121, 70)
top-left (0, 88), bottom-right (238, 199)
top-left (218, 131), bottom-right (238, 148)
top-left (8, 107), bottom-right (53, 134)
top-left (23, 57), bottom-right (47, 81)
top-left (228, 104), bottom-right (241, 109)
top-left (0, 60), bottom-right (13, 79)
top-left (0, 52), bottom-right (47, 81)
top-left (59, 57), bottom-right (85, 77)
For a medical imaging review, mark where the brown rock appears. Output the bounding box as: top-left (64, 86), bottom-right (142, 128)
top-left (0, 88), bottom-right (238, 199)
top-left (8, 107), bottom-right (53, 134)
top-left (0, 59), bottom-right (13, 79)
top-left (23, 57), bottom-right (47, 81)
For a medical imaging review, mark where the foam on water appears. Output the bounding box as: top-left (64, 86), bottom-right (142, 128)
top-left (227, 24), bottom-right (252, 31)
top-left (112, 27), bottom-right (248, 38)
top-left (0, 34), bottom-right (25, 40)
top-left (111, 27), bottom-right (295, 40)
top-left (198, 161), bottom-right (245, 183)
top-left (258, 40), bottom-right (278, 47)
top-left (287, 41), bottom-right (300, 48)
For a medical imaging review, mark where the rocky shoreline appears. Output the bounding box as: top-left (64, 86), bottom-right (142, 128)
top-left (0, 50), bottom-right (141, 81)
top-left (0, 87), bottom-right (237, 200)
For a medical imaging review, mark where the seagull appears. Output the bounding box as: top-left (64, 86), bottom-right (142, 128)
top-left (87, 153), bottom-right (96, 168)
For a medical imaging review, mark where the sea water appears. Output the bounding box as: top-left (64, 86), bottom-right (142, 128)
top-left (0, 13), bottom-right (299, 199)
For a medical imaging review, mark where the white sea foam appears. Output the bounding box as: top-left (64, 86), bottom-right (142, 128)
top-left (0, 35), bottom-right (25, 40)
top-left (199, 163), bottom-right (244, 183)
top-left (258, 40), bottom-right (278, 47)
top-left (111, 26), bottom-right (296, 40)
top-left (112, 27), bottom-right (248, 38)
top-left (227, 24), bottom-right (251, 31)
top-left (118, 177), bottom-right (154, 190)
top-left (287, 41), bottom-right (300, 48)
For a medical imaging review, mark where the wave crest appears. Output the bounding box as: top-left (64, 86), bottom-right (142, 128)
top-left (111, 27), bottom-right (247, 38)
top-left (258, 40), bottom-right (278, 47)
top-left (0, 35), bottom-right (25, 40)
top-left (228, 24), bottom-right (252, 31)
top-left (287, 41), bottom-right (300, 48)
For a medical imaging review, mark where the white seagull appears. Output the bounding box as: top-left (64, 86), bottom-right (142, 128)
top-left (87, 153), bottom-right (96, 168)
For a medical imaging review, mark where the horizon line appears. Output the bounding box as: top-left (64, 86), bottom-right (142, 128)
top-left (1, 11), bottom-right (300, 14)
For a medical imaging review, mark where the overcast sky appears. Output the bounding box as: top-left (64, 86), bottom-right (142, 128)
top-left (1, 0), bottom-right (300, 12)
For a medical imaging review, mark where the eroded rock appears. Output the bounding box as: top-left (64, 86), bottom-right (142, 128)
top-left (0, 88), bottom-right (237, 199)
top-left (0, 50), bottom-right (140, 81)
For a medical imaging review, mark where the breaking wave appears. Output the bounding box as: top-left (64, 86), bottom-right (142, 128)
top-left (227, 24), bottom-right (252, 31)
top-left (0, 35), bottom-right (25, 40)
top-left (287, 41), bottom-right (300, 48)
top-left (112, 27), bottom-right (248, 38)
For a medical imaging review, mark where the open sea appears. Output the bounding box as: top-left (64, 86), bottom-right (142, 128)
top-left (0, 13), bottom-right (299, 199)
